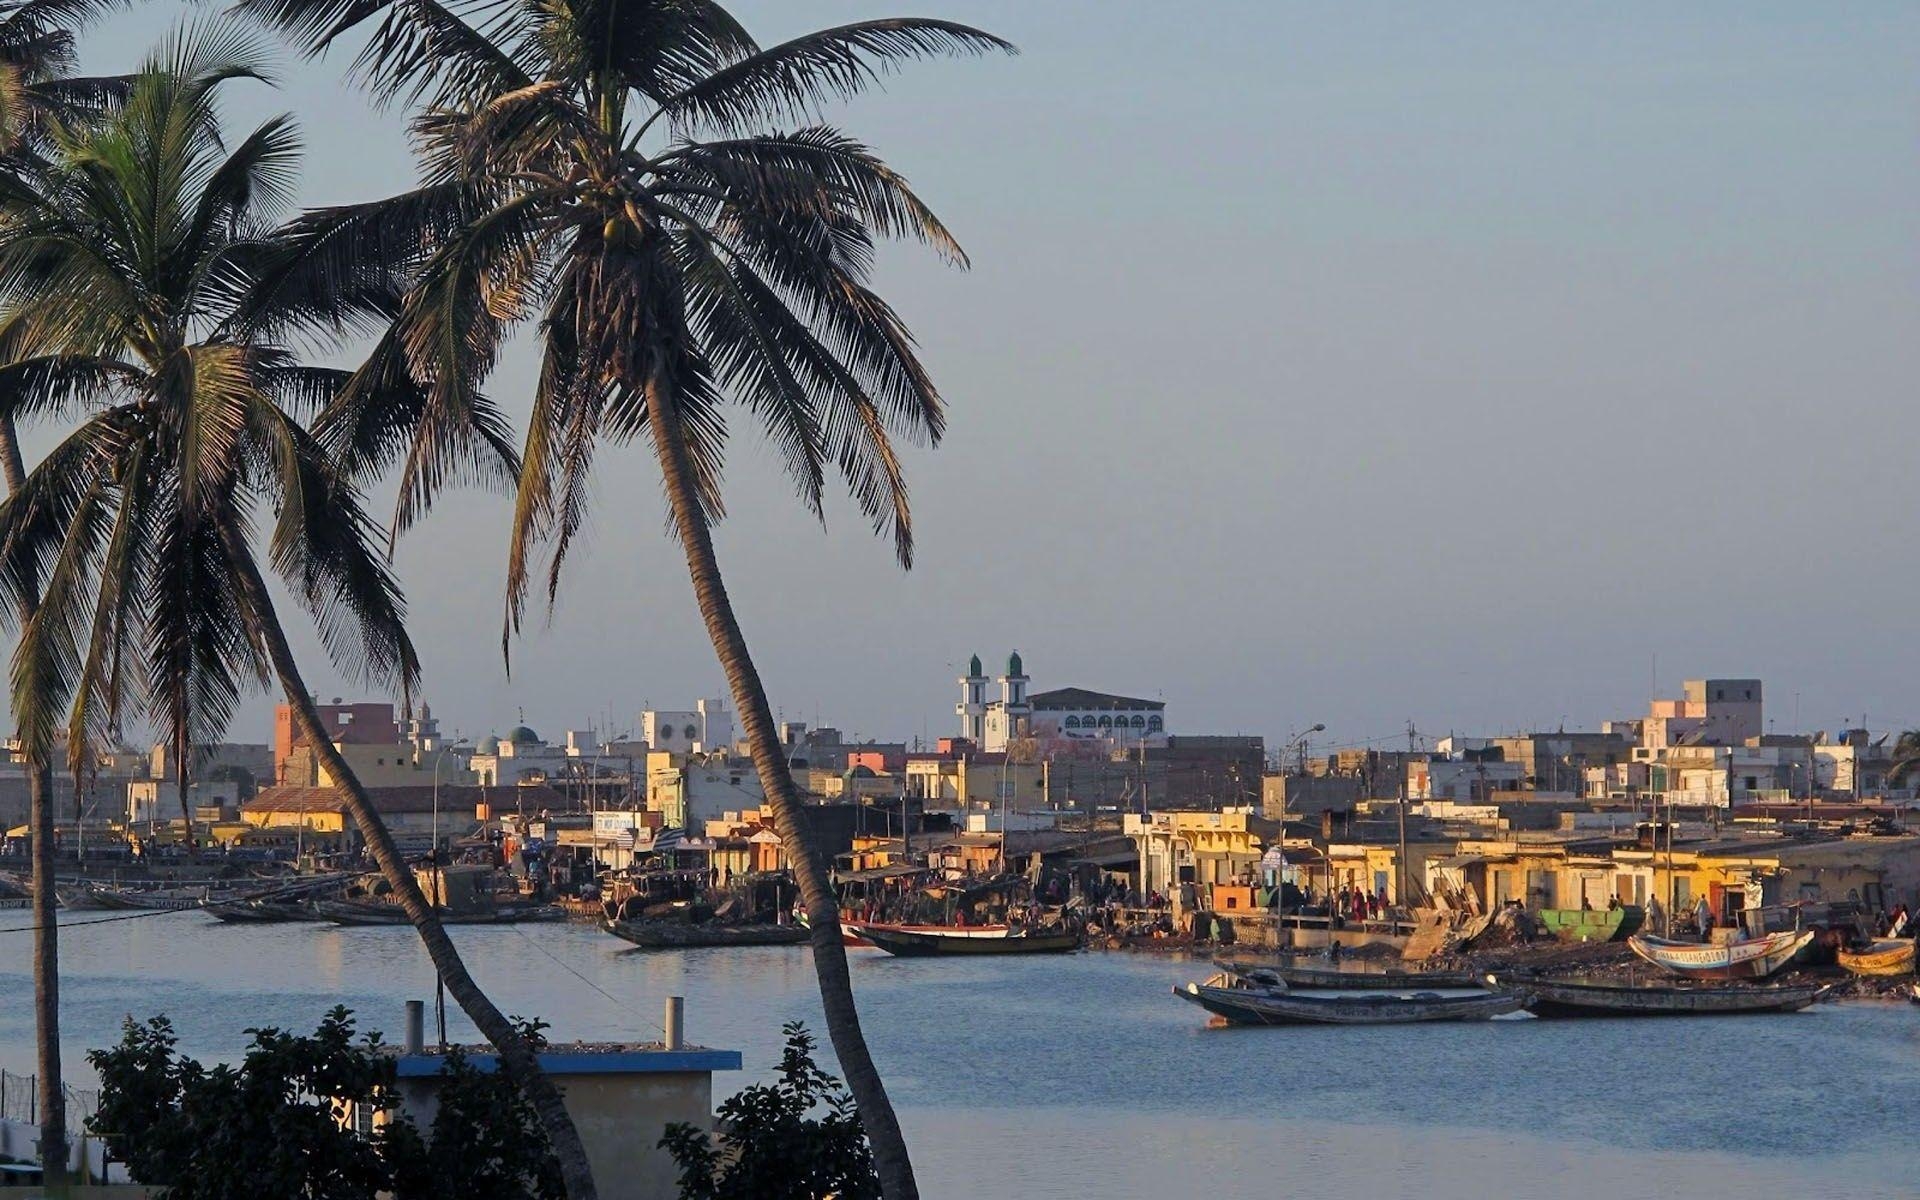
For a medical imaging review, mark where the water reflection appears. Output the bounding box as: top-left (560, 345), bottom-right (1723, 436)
top-left (0, 910), bottom-right (1913, 1199)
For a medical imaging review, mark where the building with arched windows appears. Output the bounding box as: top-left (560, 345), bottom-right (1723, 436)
top-left (958, 651), bottom-right (1167, 754)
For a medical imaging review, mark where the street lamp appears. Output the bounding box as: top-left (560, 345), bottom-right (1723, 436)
top-left (1277, 724), bottom-right (1326, 826)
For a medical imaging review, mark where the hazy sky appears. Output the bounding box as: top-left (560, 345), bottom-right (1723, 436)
top-left (33, 2), bottom-right (1920, 755)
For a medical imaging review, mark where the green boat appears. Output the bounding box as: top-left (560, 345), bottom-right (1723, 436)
top-left (1537, 905), bottom-right (1644, 943)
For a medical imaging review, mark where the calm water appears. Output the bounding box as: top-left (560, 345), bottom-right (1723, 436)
top-left (1, 908), bottom-right (1916, 1198)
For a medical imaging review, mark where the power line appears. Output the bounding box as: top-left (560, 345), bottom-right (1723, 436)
top-left (0, 906), bottom-right (196, 935)
top-left (508, 923), bottom-right (665, 1040)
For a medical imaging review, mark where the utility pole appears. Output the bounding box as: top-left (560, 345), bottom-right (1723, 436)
top-left (1398, 721), bottom-right (1416, 913)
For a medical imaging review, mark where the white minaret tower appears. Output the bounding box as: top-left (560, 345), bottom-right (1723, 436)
top-left (957, 653), bottom-right (988, 743)
top-left (1001, 649), bottom-right (1031, 732)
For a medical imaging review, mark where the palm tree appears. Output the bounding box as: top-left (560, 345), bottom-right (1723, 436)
top-left (0, 0), bottom-right (125, 1180)
top-left (238, 3), bottom-right (1011, 1195)
top-left (1884, 731), bottom-right (1920, 789)
top-left (0, 25), bottom-right (599, 1197)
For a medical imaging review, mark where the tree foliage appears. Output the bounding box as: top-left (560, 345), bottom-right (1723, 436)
top-left (87, 1007), bottom-right (562, 1200)
top-left (661, 1022), bottom-right (879, 1200)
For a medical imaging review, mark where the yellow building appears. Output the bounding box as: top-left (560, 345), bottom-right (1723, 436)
top-left (905, 755), bottom-right (1047, 807)
top-left (1125, 809), bottom-right (1278, 901)
top-left (1616, 835), bottom-right (1920, 925)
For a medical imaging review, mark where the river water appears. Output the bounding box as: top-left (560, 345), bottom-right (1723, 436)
top-left (1, 909), bottom-right (1915, 1198)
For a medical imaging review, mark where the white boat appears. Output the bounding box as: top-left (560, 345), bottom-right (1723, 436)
top-left (1626, 929), bottom-right (1814, 980)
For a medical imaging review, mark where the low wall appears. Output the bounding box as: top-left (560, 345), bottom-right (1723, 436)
top-left (0, 1117), bottom-right (128, 1184)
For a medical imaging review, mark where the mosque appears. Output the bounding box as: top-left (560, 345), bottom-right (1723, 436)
top-left (956, 651), bottom-right (1166, 754)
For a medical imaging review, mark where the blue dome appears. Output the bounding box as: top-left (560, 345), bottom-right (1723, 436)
top-left (476, 735), bottom-right (501, 755)
top-left (1007, 650), bottom-right (1024, 677)
top-left (505, 725), bottom-right (540, 745)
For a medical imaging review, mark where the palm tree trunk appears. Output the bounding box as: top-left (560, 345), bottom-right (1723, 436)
top-left (222, 540), bottom-right (599, 1200)
top-left (642, 372), bottom-right (918, 1200)
top-left (0, 415), bottom-right (65, 1186)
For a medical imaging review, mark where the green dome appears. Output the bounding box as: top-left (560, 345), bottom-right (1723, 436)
top-left (505, 724), bottom-right (540, 745)
top-left (969, 653), bottom-right (983, 677)
top-left (1007, 649), bottom-right (1024, 677)
top-left (476, 735), bottom-right (501, 755)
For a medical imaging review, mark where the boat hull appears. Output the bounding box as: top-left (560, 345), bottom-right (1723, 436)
top-left (839, 921), bottom-right (1012, 949)
top-left (1837, 939), bottom-right (1915, 977)
top-left (1218, 961), bottom-right (1483, 990)
top-left (1504, 977), bottom-right (1824, 1017)
top-left (603, 920), bottom-right (808, 949)
top-left (1626, 930), bottom-right (1814, 980)
top-left (314, 900), bottom-right (565, 926)
top-left (1176, 983), bottom-right (1523, 1026)
top-left (860, 926), bottom-right (1080, 957)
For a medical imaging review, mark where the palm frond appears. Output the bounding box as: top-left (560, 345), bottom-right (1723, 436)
top-left (649, 19), bottom-right (1014, 134)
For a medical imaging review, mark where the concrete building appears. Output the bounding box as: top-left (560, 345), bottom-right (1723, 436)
top-left (469, 726), bottom-right (569, 787)
top-left (275, 700), bottom-right (402, 784)
top-left (1642, 678), bottom-right (1764, 750)
top-left (646, 751), bottom-right (764, 829)
top-left (640, 699), bottom-right (734, 755)
top-left (1488, 732), bottom-right (1634, 791)
top-left (1125, 808), bottom-right (1279, 908)
top-left (1408, 757), bottom-right (1526, 802)
top-left (1260, 772), bottom-right (1364, 820)
top-left (353, 1006), bottom-right (741, 1200)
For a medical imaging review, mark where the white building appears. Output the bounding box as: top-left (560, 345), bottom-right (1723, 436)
top-left (641, 699), bottom-right (734, 755)
top-left (958, 651), bottom-right (1166, 753)
top-left (647, 753), bottom-right (763, 829)
top-left (469, 726), bottom-right (572, 787)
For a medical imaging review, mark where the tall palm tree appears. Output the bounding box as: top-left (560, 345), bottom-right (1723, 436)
top-left (238, 3), bottom-right (1011, 1195)
top-left (0, 25), bottom-right (599, 1198)
top-left (0, 0), bottom-right (125, 1179)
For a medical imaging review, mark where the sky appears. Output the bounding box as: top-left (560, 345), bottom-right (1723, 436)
top-left (26, 1), bottom-right (1920, 756)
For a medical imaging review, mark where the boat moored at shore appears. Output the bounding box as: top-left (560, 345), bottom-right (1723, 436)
top-left (1175, 973), bottom-right (1523, 1026)
top-left (1627, 929), bottom-right (1814, 980)
top-left (1493, 974), bottom-right (1826, 1017)
top-left (1836, 938), bottom-right (1916, 977)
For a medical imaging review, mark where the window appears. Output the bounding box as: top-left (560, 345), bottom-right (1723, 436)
top-left (1098, 715), bottom-right (1113, 729)
top-left (1148, 716), bottom-right (1164, 732)
top-left (1130, 715), bottom-right (1146, 729)
top-left (685, 724), bottom-right (699, 740)
top-left (659, 727), bottom-right (673, 741)
top-left (1064, 716), bottom-right (1081, 729)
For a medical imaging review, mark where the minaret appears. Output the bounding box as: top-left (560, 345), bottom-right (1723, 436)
top-left (957, 653), bottom-right (988, 744)
top-left (1001, 650), bottom-right (1031, 736)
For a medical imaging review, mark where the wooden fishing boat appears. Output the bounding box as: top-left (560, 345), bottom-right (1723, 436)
top-left (603, 920), bottom-right (808, 949)
top-left (203, 898), bottom-right (326, 924)
top-left (1174, 976), bottom-right (1523, 1026)
top-left (858, 925), bottom-right (1080, 957)
top-left (52, 881), bottom-right (115, 910)
top-left (86, 884), bottom-right (218, 911)
top-left (1837, 939), bottom-right (1916, 977)
top-left (1218, 960), bottom-right (1484, 991)
top-left (842, 919), bottom-right (1016, 946)
top-left (313, 899), bottom-right (566, 926)
top-left (1495, 974), bottom-right (1825, 1017)
top-left (1626, 929), bottom-right (1814, 980)
top-left (812, 914), bottom-right (1011, 948)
